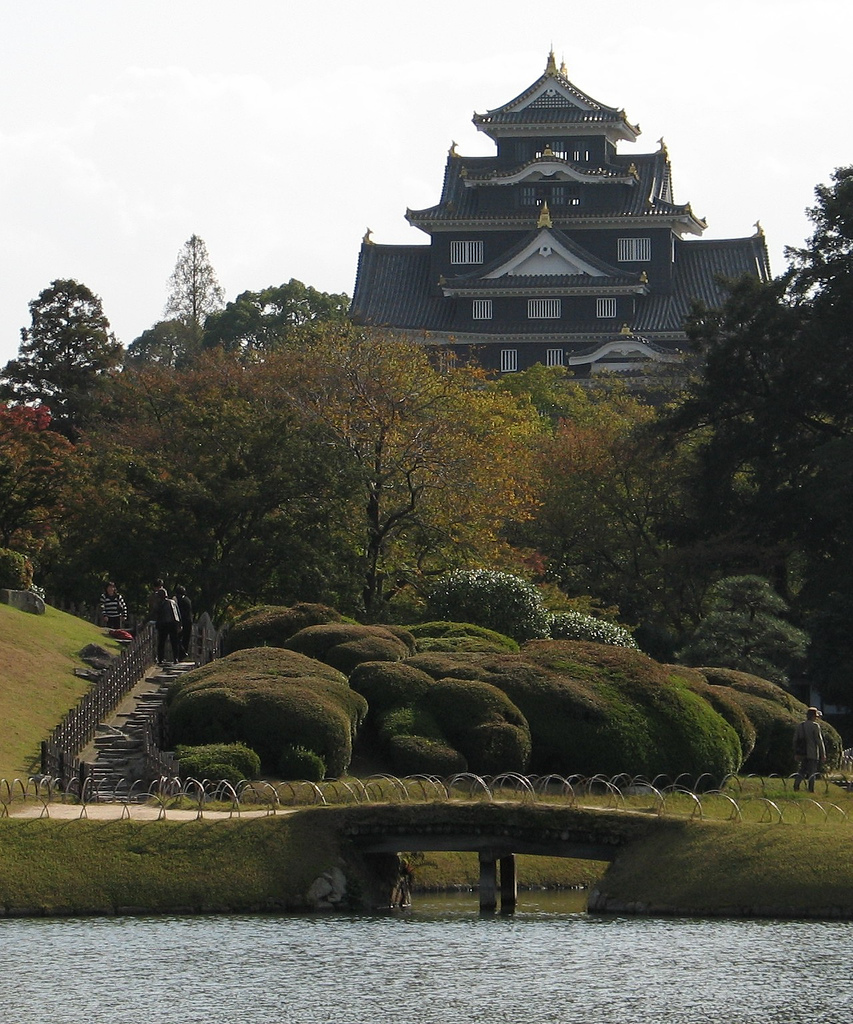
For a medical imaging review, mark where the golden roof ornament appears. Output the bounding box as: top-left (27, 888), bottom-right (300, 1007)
top-left (560, 59), bottom-right (567, 76)
top-left (754, 220), bottom-right (764, 236)
top-left (639, 271), bottom-right (648, 284)
top-left (620, 323), bottom-right (633, 335)
top-left (657, 137), bottom-right (668, 155)
top-left (449, 140), bottom-right (458, 156)
top-left (537, 201), bottom-right (552, 228)
top-left (362, 228), bottom-right (374, 245)
top-left (546, 49), bottom-right (557, 74)
top-left (628, 163), bottom-right (639, 179)
top-left (542, 143), bottom-right (554, 157)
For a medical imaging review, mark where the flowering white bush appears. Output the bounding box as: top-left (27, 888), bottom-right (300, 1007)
top-left (549, 610), bottom-right (639, 649)
top-left (426, 569), bottom-right (550, 642)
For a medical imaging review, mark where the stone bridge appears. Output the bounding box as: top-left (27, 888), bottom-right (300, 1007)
top-left (337, 800), bottom-right (659, 912)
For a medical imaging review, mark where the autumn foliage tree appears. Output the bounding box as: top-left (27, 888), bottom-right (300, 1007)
top-left (276, 326), bottom-right (541, 617)
top-left (0, 403), bottom-right (77, 552)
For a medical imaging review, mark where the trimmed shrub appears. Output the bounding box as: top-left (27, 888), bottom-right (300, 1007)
top-left (176, 742), bottom-right (261, 784)
top-left (387, 735), bottom-right (467, 776)
top-left (404, 621), bottom-right (520, 654)
top-left (167, 648), bottom-right (366, 777)
top-left (399, 642), bottom-right (742, 778)
top-left (549, 611), bottom-right (638, 649)
top-left (349, 661), bottom-right (436, 717)
top-left (0, 548), bottom-right (32, 591)
top-left (696, 667), bottom-right (843, 773)
top-left (226, 603), bottom-right (344, 654)
top-left (279, 744), bottom-right (326, 782)
top-left (425, 678), bottom-right (531, 775)
top-left (284, 623), bottom-right (416, 674)
top-left (426, 570), bottom-right (550, 643)
top-left (515, 641), bottom-right (742, 778)
top-left (668, 665), bottom-right (757, 763)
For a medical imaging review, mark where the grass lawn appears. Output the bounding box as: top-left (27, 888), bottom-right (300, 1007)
top-left (0, 603), bottom-right (120, 779)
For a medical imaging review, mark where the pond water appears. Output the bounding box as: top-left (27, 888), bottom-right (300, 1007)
top-left (0, 892), bottom-right (849, 1023)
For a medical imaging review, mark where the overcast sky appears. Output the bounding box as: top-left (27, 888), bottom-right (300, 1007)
top-left (1, 0), bottom-right (850, 365)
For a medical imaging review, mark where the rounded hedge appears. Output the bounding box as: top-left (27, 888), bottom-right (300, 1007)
top-left (424, 678), bottom-right (531, 775)
top-left (226, 603), bottom-right (344, 654)
top-left (387, 735), bottom-right (467, 776)
top-left (349, 661), bottom-right (436, 718)
top-left (167, 648), bottom-right (366, 777)
top-left (176, 742), bottom-right (261, 783)
top-left (279, 744), bottom-right (326, 782)
top-left (426, 570), bottom-right (550, 643)
top-left (401, 641), bottom-right (743, 778)
top-left (695, 667), bottom-right (843, 774)
top-left (404, 621), bottom-right (520, 654)
top-left (284, 623), bottom-right (416, 674)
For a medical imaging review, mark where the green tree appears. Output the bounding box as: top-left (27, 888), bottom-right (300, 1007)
top-left (0, 279), bottom-right (123, 440)
top-left (677, 576), bottom-right (808, 687)
top-left (658, 166), bottom-right (853, 698)
top-left (203, 279), bottom-right (349, 356)
top-left (46, 351), bottom-right (361, 618)
top-left (125, 319), bottom-right (193, 368)
top-left (164, 234), bottom-right (225, 356)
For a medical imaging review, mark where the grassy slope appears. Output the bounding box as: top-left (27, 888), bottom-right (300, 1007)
top-left (0, 603), bottom-right (120, 779)
top-left (594, 817), bottom-right (853, 916)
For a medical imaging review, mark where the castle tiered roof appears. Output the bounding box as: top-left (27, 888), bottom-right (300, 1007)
top-left (472, 51), bottom-right (640, 143)
top-left (351, 53), bottom-right (769, 375)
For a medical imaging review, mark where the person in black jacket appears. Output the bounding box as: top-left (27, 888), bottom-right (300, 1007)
top-left (148, 579), bottom-right (181, 664)
top-left (174, 585), bottom-right (193, 661)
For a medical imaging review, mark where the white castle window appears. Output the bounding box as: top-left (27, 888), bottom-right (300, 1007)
top-left (472, 299), bottom-right (493, 320)
top-left (528, 298), bottom-right (562, 319)
top-left (597, 298), bottom-right (617, 318)
top-left (617, 237), bottom-right (651, 262)
top-left (500, 349), bottom-right (518, 372)
top-left (450, 240), bottom-right (484, 264)
top-left (547, 349), bottom-right (564, 367)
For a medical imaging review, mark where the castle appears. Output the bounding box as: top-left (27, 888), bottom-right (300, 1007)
top-left (351, 53), bottom-right (769, 375)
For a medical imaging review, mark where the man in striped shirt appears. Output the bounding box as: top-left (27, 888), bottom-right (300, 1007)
top-left (98, 581), bottom-right (127, 629)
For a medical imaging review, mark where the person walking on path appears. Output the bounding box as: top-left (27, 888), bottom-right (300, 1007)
top-left (793, 706), bottom-right (826, 793)
top-left (174, 585), bottom-right (193, 661)
top-left (98, 581), bottom-right (127, 629)
top-left (148, 579), bottom-right (181, 664)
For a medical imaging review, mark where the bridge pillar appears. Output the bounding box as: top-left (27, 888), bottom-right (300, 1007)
top-left (478, 853), bottom-right (497, 914)
top-left (499, 854), bottom-right (517, 914)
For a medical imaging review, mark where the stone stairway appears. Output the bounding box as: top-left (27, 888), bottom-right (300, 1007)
top-left (83, 661), bottom-right (195, 797)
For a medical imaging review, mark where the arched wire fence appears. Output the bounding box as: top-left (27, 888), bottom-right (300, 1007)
top-left (2, 771), bottom-right (851, 824)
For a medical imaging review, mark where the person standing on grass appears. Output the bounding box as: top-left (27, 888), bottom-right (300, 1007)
top-left (793, 707), bottom-right (826, 793)
top-left (98, 581), bottom-right (127, 630)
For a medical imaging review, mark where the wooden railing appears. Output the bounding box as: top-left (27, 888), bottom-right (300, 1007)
top-left (41, 625), bottom-right (157, 778)
top-left (41, 614), bottom-right (224, 783)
